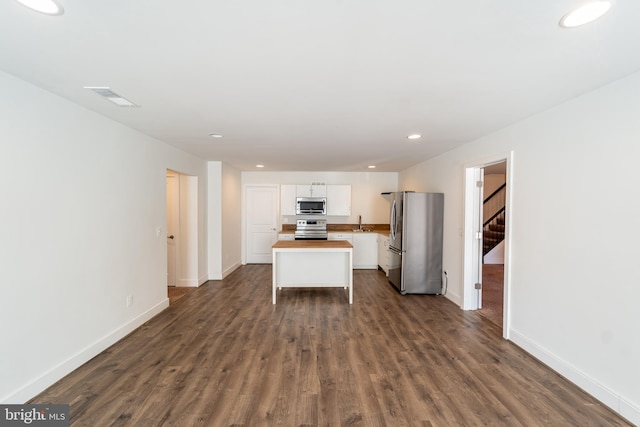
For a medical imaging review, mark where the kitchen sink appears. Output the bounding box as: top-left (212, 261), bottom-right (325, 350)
top-left (352, 228), bottom-right (374, 232)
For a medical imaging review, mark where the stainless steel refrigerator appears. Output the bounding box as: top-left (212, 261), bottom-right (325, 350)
top-left (388, 192), bottom-right (444, 294)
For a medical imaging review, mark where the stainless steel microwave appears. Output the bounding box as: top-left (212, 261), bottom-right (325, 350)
top-left (296, 197), bottom-right (326, 215)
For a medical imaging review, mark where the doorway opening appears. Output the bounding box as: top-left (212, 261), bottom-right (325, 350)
top-left (463, 154), bottom-right (512, 339)
top-left (166, 169), bottom-right (199, 304)
top-left (478, 162), bottom-right (506, 329)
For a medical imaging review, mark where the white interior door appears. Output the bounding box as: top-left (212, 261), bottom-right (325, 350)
top-left (166, 174), bottom-right (178, 286)
top-left (463, 166), bottom-right (484, 310)
top-left (474, 168), bottom-right (484, 309)
top-left (246, 185), bottom-right (279, 263)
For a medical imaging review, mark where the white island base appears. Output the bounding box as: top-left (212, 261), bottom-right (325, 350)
top-left (272, 240), bottom-right (353, 304)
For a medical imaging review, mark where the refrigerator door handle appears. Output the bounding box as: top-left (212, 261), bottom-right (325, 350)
top-left (389, 246), bottom-right (403, 255)
top-left (391, 200), bottom-right (397, 240)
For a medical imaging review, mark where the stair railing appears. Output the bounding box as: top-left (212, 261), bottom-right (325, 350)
top-left (483, 183), bottom-right (505, 223)
top-left (483, 183), bottom-right (506, 255)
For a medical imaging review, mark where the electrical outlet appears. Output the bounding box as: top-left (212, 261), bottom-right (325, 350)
top-left (126, 295), bottom-right (133, 307)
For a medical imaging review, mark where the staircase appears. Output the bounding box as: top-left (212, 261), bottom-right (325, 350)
top-left (483, 211), bottom-right (505, 255)
top-left (483, 183), bottom-right (506, 256)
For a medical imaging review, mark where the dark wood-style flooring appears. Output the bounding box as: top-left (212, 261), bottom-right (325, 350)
top-left (31, 265), bottom-right (630, 426)
top-left (168, 286), bottom-right (196, 305)
top-left (479, 264), bottom-right (504, 328)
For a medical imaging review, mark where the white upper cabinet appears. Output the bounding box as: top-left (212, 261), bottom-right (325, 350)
top-left (282, 183), bottom-right (350, 216)
top-left (296, 183), bottom-right (327, 198)
top-left (280, 185), bottom-right (297, 216)
top-left (326, 185), bottom-right (351, 216)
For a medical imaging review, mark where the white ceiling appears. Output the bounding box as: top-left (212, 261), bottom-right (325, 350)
top-left (2, 1), bottom-right (640, 172)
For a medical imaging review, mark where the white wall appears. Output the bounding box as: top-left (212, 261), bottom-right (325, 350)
top-left (222, 163), bottom-right (242, 277)
top-left (178, 174), bottom-right (200, 286)
top-left (484, 173), bottom-right (506, 196)
top-left (0, 70), bottom-right (208, 403)
top-left (483, 240), bottom-right (504, 264)
top-left (207, 162), bottom-right (222, 279)
top-left (399, 71), bottom-right (640, 424)
top-left (242, 171), bottom-right (398, 225)
top-left (208, 162), bottom-right (242, 280)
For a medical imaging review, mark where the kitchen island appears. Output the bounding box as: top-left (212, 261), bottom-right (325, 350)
top-left (272, 240), bottom-right (353, 304)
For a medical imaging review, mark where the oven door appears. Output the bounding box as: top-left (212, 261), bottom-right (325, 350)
top-left (294, 231), bottom-right (328, 240)
top-left (294, 236), bottom-right (328, 240)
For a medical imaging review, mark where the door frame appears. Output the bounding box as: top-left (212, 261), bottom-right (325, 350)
top-left (166, 169), bottom-right (199, 287)
top-left (462, 151), bottom-right (513, 339)
top-left (166, 172), bottom-right (179, 287)
top-left (242, 184), bottom-right (280, 264)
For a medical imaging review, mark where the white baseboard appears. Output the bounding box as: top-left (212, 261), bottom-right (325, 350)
top-left (2, 299), bottom-right (169, 404)
top-left (222, 261), bottom-right (241, 279)
top-left (620, 399), bottom-right (640, 426)
top-left (176, 277), bottom-right (199, 287)
top-left (509, 329), bottom-right (640, 426)
top-left (198, 273), bottom-right (208, 286)
top-left (209, 261), bottom-right (242, 281)
top-left (444, 290), bottom-right (461, 306)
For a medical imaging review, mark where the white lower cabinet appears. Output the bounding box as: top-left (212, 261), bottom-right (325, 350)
top-left (352, 233), bottom-right (378, 269)
top-left (377, 234), bottom-right (389, 275)
top-left (279, 231), bottom-right (389, 271)
top-left (328, 232), bottom-right (353, 243)
top-left (328, 232), bottom-right (379, 269)
top-left (327, 233), bottom-right (357, 268)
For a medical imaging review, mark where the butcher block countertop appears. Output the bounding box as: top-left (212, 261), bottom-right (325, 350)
top-left (272, 240), bottom-right (353, 249)
top-left (281, 223), bottom-right (389, 233)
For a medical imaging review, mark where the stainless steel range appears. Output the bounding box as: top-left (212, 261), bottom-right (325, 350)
top-left (294, 219), bottom-right (328, 240)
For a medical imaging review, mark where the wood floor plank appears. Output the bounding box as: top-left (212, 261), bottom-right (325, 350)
top-left (29, 265), bottom-right (632, 426)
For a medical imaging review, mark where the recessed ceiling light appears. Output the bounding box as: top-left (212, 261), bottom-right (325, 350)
top-left (84, 87), bottom-right (137, 107)
top-left (368, 165), bottom-right (376, 169)
top-left (256, 164), bottom-right (265, 168)
top-left (407, 134), bottom-right (421, 140)
top-left (209, 133), bottom-right (223, 139)
top-left (560, 1), bottom-right (611, 28)
top-left (15, 0), bottom-right (64, 15)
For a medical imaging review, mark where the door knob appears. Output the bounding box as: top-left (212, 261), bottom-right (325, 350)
top-left (167, 235), bottom-right (175, 239)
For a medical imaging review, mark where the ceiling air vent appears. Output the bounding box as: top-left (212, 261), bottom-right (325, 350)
top-left (84, 86), bottom-right (138, 107)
